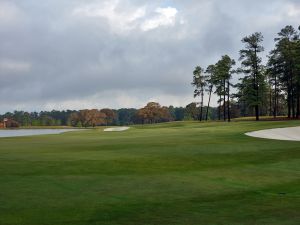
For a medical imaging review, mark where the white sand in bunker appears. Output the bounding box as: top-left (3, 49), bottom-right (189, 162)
top-left (103, 127), bottom-right (130, 132)
top-left (245, 126), bottom-right (300, 141)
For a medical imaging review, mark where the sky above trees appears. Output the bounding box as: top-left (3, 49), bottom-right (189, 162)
top-left (0, 0), bottom-right (299, 113)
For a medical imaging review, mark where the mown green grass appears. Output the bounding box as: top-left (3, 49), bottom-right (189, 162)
top-left (0, 121), bottom-right (299, 225)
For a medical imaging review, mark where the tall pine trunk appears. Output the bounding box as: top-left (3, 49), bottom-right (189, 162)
top-left (269, 84), bottom-right (272, 117)
top-left (297, 82), bottom-right (300, 118)
top-left (206, 85), bottom-right (212, 121)
top-left (218, 96), bottom-right (221, 120)
top-left (254, 48), bottom-right (259, 121)
top-left (227, 80), bottom-right (231, 122)
top-left (255, 78), bottom-right (259, 121)
top-left (297, 92), bottom-right (300, 118)
top-left (199, 90), bottom-right (204, 121)
top-left (255, 106), bottom-right (259, 121)
top-left (287, 79), bottom-right (291, 118)
top-left (291, 69), bottom-right (295, 118)
top-left (223, 79), bottom-right (226, 121)
top-left (274, 75), bottom-right (278, 118)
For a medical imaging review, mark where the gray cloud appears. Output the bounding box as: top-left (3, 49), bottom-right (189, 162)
top-left (0, 0), bottom-right (299, 113)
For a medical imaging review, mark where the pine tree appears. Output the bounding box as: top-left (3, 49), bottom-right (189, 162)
top-left (238, 32), bottom-right (265, 121)
top-left (205, 65), bottom-right (216, 121)
top-left (192, 66), bottom-right (207, 121)
top-left (215, 56), bottom-right (235, 121)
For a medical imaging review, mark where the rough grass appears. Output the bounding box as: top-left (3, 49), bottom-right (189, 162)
top-left (0, 121), bottom-right (299, 225)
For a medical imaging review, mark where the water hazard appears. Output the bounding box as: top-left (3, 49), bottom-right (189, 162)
top-left (0, 129), bottom-right (79, 138)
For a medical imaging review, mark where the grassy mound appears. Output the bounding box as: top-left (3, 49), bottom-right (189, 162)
top-left (0, 121), bottom-right (299, 225)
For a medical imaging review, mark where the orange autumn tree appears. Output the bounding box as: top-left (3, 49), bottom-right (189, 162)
top-left (135, 102), bottom-right (173, 124)
top-left (100, 108), bottom-right (117, 125)
top-left (69, 109), bottom-right (106, 127)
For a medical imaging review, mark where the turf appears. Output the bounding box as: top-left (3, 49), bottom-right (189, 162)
top-left (0, 121), bottom-right (299, 225)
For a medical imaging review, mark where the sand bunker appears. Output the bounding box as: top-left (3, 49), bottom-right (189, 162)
top-left (245, 126), bottom-right (300, 141)
top-left (104, 127), bottom-right (130, 132)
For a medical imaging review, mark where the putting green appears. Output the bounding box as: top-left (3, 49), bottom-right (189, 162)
top-left (0, 121), bottom-right (299, 225)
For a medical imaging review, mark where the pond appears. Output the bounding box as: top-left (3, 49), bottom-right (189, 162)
top-left (0, 129), bottom-right (79, 138)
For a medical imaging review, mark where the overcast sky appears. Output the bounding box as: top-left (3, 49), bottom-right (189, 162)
top-left (0, 0), bottom-right (299, 113)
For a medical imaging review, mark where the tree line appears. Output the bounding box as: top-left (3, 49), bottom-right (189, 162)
top-left (0, 103), bottom-right (204, 127)
top-left (192, 25), bottom-right (300, 121)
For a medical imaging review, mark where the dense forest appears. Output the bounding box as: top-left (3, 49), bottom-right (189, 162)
top-left (1, 25), bottom-right (299, 127)
top-left (193, 25), bottom-right (300, 121)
